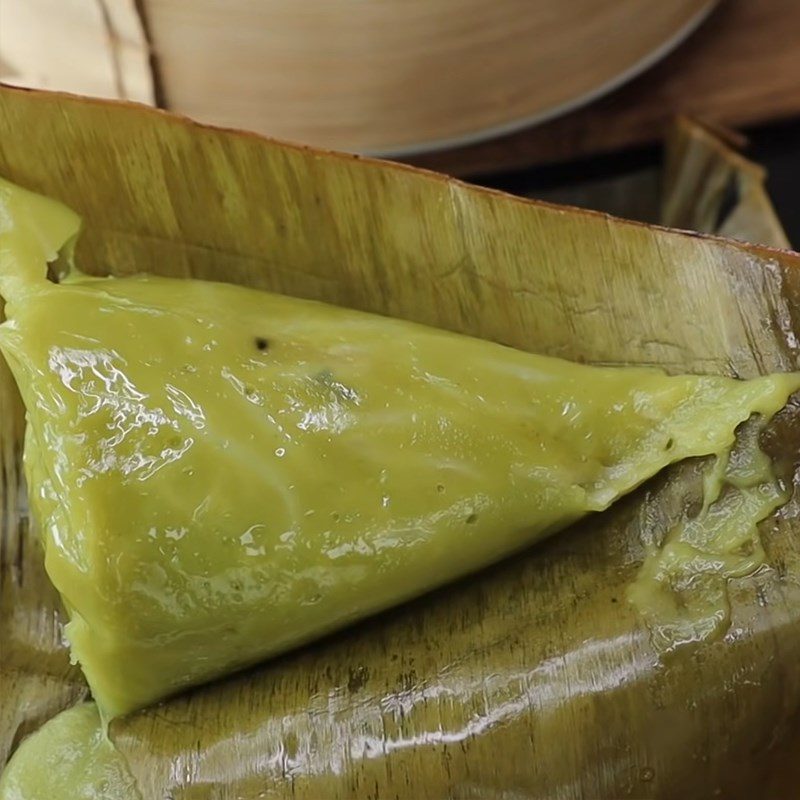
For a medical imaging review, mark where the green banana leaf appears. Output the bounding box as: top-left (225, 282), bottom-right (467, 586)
top-left (2, 85), bottom-right (800, 799)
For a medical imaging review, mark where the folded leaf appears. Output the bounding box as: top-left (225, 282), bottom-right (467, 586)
top-left (4, 87), bottom-right (800, 799)
top-left (2, 177), bottom-right (798, 721)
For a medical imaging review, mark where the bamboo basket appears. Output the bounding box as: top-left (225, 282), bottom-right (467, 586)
top-left (1, 87), bottom-right (800, 798)
top-left (0, 0), bottom-right (716, 154)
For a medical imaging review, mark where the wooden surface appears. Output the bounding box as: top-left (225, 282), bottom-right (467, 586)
top-left (4, 86), bottom-right (800, 799)
top-left (142, 0), bottom-right (715, 155)
top-left (411, 0), bottom-right (800, 177)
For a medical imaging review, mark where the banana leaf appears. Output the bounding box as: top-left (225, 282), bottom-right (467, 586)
top-left (2, 86), bottom-right (800, 799)
top-left (661, 116), bottom-right (790, 249)
top-left (521, 117), bottom-right (788, 250)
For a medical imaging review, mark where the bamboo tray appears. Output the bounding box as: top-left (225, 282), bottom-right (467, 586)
top-left (0, 0), bottom-right (716, 155)
top-left (2, 88), bottom-right (800, 798)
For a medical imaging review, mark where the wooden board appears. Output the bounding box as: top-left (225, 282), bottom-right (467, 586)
top-left (410, 0), bottom-right (800, 177)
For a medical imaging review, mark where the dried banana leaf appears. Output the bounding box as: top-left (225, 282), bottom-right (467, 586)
top-left (662, 115), bottom-right (790, 249)
top-left (520, 117), bottom-right (788, 248)
top-left (2, 86), bottom-right (800, 799)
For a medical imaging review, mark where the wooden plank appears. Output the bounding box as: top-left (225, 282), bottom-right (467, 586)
top-left (410, 0), bottom-right (800, 177)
